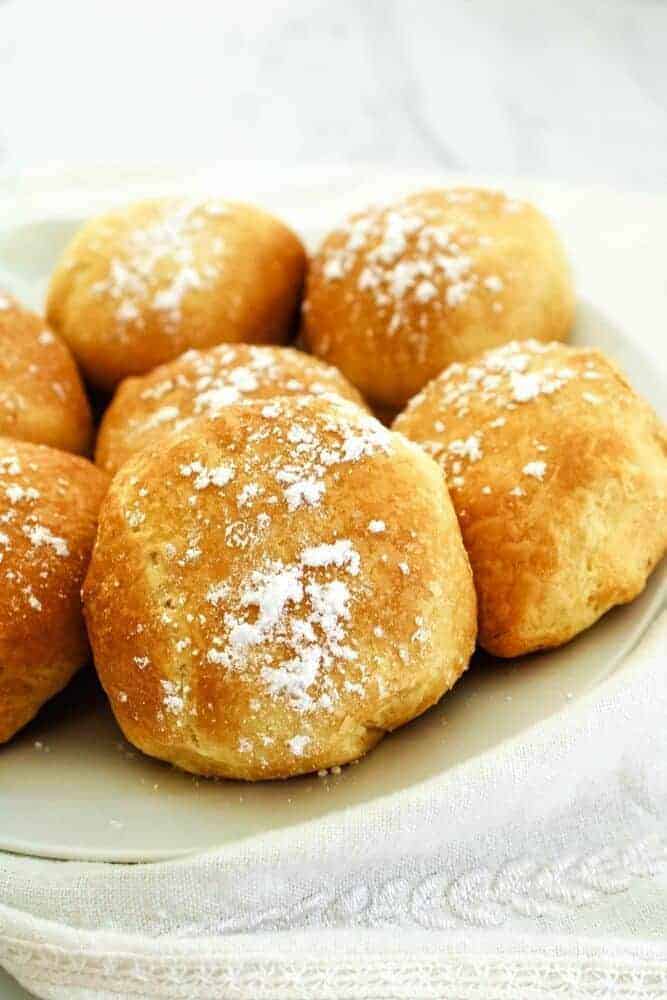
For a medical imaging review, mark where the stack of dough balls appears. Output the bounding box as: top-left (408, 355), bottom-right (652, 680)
top-left (303, 188), bottom-right (574, 413)
top-left (3, 185), bottom-right (665, 785)
top-left (0, 437), bottom-right (107, 742)
top-left (47, 198), bottom-right (307, 391)
top-left (83, 396), bottom-right (477, 779)
top-left (394, 340), bottom-right (667, 657)
top-left (0, 291), bottom-right (92, 453)
top-left (96, 343), bottom-right (366, 474)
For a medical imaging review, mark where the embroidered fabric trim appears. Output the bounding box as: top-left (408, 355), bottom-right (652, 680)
top-left (3, 939), bottom-right (667, 999)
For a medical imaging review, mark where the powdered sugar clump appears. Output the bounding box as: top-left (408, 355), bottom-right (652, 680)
top-left (206, 537), bottom-right (363, 716)
top-left (301, 539), bottom-right (361, 575)
top-left (287, 734), bottom-right (311, 757)
top-left (5, 484), bottom-right (40, 504)
top-left (282, 478), bottom-right (325, 512)
top-left (180, 459), bottom-right (235, 491)
top-left (522, 461), bottom-right (547, 480)
top-left (160, 679), bottom-right (189, 724)
top-left (21, 523), bottom-right (69, 557)
top-left (448, 434), bottom-right (483, 462)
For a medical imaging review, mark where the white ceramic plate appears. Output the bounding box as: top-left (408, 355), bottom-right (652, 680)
top-left (0, 170), bottom-right (664, 863)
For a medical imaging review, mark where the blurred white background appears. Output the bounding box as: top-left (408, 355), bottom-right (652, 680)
top-left (1, 0), bottom-right (666, 190)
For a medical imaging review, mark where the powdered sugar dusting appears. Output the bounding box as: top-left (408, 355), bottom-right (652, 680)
top-left (108, 344), bottom-right (361, 467)
top-left (89, 199), bottom-right (231, 335)
top-left (255, 399), bottom-right (392, 513)
top-left (207, 538), bottom-right (362, 715)
top-left (0, 303), bottom-right (81, 417)
top-left (314, 189), bottom-right (516, 359)
top-left (397, 341), bottom-right (606, 499)
top-left (0, 445), bottom-right (74, 614)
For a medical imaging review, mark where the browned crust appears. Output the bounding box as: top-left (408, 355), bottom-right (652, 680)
top-left (0, 438), bottom-right (108, 741)
top-left (0, 293), bottom-right (92, 454)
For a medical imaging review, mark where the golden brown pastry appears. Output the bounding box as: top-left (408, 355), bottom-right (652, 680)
top-left (0, 438), bottom-right (108, 742)
top-left (394, 340), bottom-right (667, 657)
top-left (0, 291), bottom-right (92, 454)
top-left (84, 396), bottom-right (476, 780)
top-left (303, 188), bottom-right (574, 412)
top-left (46, 198), bottom-right (307, 391)
top-left (95, 343), bottom-right (367, 475)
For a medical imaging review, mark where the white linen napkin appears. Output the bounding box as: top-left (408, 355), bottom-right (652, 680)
top-left (1, 610), bottom-right (665, 999)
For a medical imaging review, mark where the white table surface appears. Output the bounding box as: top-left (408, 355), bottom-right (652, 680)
top-left (0, 2), bottom-right (665, 997)
top-left (1, 0), bottom-right (666, 191)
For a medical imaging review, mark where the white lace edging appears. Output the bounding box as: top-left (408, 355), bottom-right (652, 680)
top-left (3, 937), bottom-right (667, 999)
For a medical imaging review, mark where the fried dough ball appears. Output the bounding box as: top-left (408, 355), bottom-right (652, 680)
top-left (84, 396), bottom-right (476, 779)
top-left (394, 340), bottom-right (666, 656)
top-left (0, 438), bottom-right (107, 742)
top-left (47, 198), bottom-right (306, 390)
top-left (304, 188), bottom-right (573, 411)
